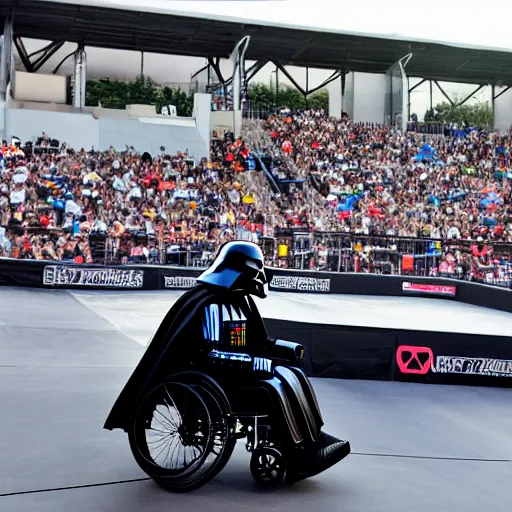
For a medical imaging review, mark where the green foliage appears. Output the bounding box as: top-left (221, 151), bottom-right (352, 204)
top-left (308, 88), bottom-right (329, 110)
top-left (86, 77), bottom-right (330, 116)
top-left (85, 76), bottom-right (194, 117)
top-left (247, 82), bottom-right (329, 112)
top-left (158, 86), bottom-right (194, 117)
top-left (246, 83), bottom-right (275, 106)
top-left (423, 101), bottom-right (494, 127)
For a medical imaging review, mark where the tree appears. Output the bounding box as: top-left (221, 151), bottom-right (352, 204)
top-left (85, 76), bottom-right (194, 116)
top-left (85, 77), bottom-right (330, 117)
top-left (423, 101), bottom-right (494, 127)
top-left (247, 82), bottom-right (329, 112)
top-left (158, 86), bottom-right (194, 117)
top-left (276, 85), bottom-right (306, 110)
top-left (308, 89), bottom-right (329, 110)
top-left (246, 83), bottom-right (275, 107)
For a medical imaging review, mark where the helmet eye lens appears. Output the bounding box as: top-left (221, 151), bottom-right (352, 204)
top-left (246, 259), bottom-right (259, 271)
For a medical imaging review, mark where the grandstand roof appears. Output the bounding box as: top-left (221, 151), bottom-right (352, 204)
top-left (2, 0), bottom-right (512, 85)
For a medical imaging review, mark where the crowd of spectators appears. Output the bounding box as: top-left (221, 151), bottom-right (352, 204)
top-left (257, 109), bottom-right (512, 284)
top-left (0, 131), bottom-right (268, 264)
top-left (264, 109), bottom-right (512, 242)
top-left (2, 108), bottom-right (512, 287)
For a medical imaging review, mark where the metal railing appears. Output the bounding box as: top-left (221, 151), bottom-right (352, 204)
top-left (406, 122), bottom-right (494, 135)
top-left (0, 227), bottom-right (230, 268)
top-left (2, 226), bottom-right (511, 289)
top-left (266, 231), bottom-right (512, 289)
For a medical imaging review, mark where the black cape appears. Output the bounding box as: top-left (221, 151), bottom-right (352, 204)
top-left (104, 285), bottom-right (267, 431)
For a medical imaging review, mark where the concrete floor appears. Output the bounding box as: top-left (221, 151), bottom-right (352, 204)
top-left (1, 287), bottom-right (511, 511)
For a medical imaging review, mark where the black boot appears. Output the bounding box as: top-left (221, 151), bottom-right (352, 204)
top-left (286, 432), bottom-right (350, 484)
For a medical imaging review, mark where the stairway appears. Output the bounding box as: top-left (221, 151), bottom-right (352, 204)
top-left (242, 119), bottom-right (338, 230)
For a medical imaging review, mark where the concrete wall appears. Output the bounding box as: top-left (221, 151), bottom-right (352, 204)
top-left (494, 88), bottom-right (512, 133)
top-left (6, 108), bottom-right (99, 149)
top-left (3, 93), bottom-right (212, 158)
top-left (326, 72), bottom-right (385, 123)
top-left (193, 93), bottom-right (211, 153)
top-left (327, 76), bottom-right (342, 118)
top-left (344, 73), bottom-right (356, 120)
top-left (97, 117), bottom-right (206, 157)
top-left (352, 73), bottom-right (386, 124)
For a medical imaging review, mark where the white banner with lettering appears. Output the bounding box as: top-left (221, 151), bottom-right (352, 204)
top-left (270, 275), bottom-right (331, 292)
top-left (164, 276), bottom-right (197, 289)
top-left (43, 265), bottom-right (144, 288)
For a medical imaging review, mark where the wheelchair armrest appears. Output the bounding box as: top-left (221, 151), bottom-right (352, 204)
top-left (271, 339), bottom-right (305, 362)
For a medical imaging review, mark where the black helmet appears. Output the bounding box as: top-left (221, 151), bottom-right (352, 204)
top-left (197, 241), bottom-right (270, 298)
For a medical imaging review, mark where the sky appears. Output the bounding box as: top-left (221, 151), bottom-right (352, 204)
top-left (27, 0), bottom-right (508, 117)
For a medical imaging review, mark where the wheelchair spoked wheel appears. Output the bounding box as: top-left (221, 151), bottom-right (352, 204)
top-left (170, 372), bottom-right (237, 478)
top-left (129, 380), bottom-right (233, 492)
top-left (250, 446), bottom-right (286, 487)
top-left (170, 372), bottom-right (232, 424)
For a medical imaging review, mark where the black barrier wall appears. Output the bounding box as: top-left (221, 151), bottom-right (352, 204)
top-left (2, 258), bottom-right (512, 387)
top-left (1, 258), bottom-right (511, 315)
top-left (266, 318), bottom-right (512, 387)
top-left (0, 258), bottom-right (203, 291)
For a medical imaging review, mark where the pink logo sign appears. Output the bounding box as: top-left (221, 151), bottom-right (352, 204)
top-left (397, 345), bottom-right (434, 374)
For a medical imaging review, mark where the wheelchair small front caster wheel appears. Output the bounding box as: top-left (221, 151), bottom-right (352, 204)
top-left (250, 446), bottom-right (285, 486)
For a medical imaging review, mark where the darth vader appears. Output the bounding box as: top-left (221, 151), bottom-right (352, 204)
top-left (105, 241), bottom-right (350, 484)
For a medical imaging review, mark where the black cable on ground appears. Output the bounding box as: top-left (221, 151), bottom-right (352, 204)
top-left (351, 452), bottom-right (512, 463)
top-left (1, 452), bottom-right (510, 498)
top-left (0, 478), bottom-right (151, 498)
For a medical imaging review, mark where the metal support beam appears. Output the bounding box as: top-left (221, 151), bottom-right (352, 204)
top-left (272, 61), bottom-right (306, 96)
top-left (272, 62), bottom-right (342, 99)
top-left (434, 80), bottom-right (455, 107)
top-left (306, 70), bottom-right (341, 96)
top-left (456, 84), bottom-right (485, 107)
top-left (491, 84), bottom-right (495, 125)
top-left (397, 54), bottom-right (413, 131)
top-left (341, 71), bottom-right (346, 114)
top-left (231, 35), bottom-right (250, 138)
top-left (191, 63), bottom-right (208, 81)
top-left (305, 67), bottom-right (309, 106)
top-left (408, 86), bottom-right (411, 122)
top-left (13, 36), bottom-right (31, 72)
top-left (245, 60), bottom-right (267, 84)
top-left (72, 45), bottom-right (86, 109)
top-left (30, 40), bottom-right (65, 72)
top-left (14, 37), bottom-right (65, 73)
top-left (205, 58), bottom-right (266, 92)
top-left (207, 56), bottom-right (227, 92)
top-left (52, 50), bottom-right (77, 75)
top-left (493, 85), bottom-right (512, 101)
top-left (434, 81), bottom-right (455, 107)
top-left (0, 18), bottom-right (13, 100)
top-left (429, 80), bottom-right (433, 110)
top-left (408, 78), bottom-right (426, 94)
top-left (275, 65), bottom-right (279, 102)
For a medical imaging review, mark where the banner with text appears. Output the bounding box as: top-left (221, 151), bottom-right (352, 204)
top-left (270, 275), bottom-right (331, 292)
top-left (396, 345), bottom-right (512, 379)
top-left (43, 265), bottom-right (144, 288)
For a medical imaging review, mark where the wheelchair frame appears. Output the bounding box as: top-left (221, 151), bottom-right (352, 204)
top-left (127, 369), bottom-right (296, 492)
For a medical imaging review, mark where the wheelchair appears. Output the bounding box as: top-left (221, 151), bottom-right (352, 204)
top-left (127, 351), bottom-right (311, 492)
